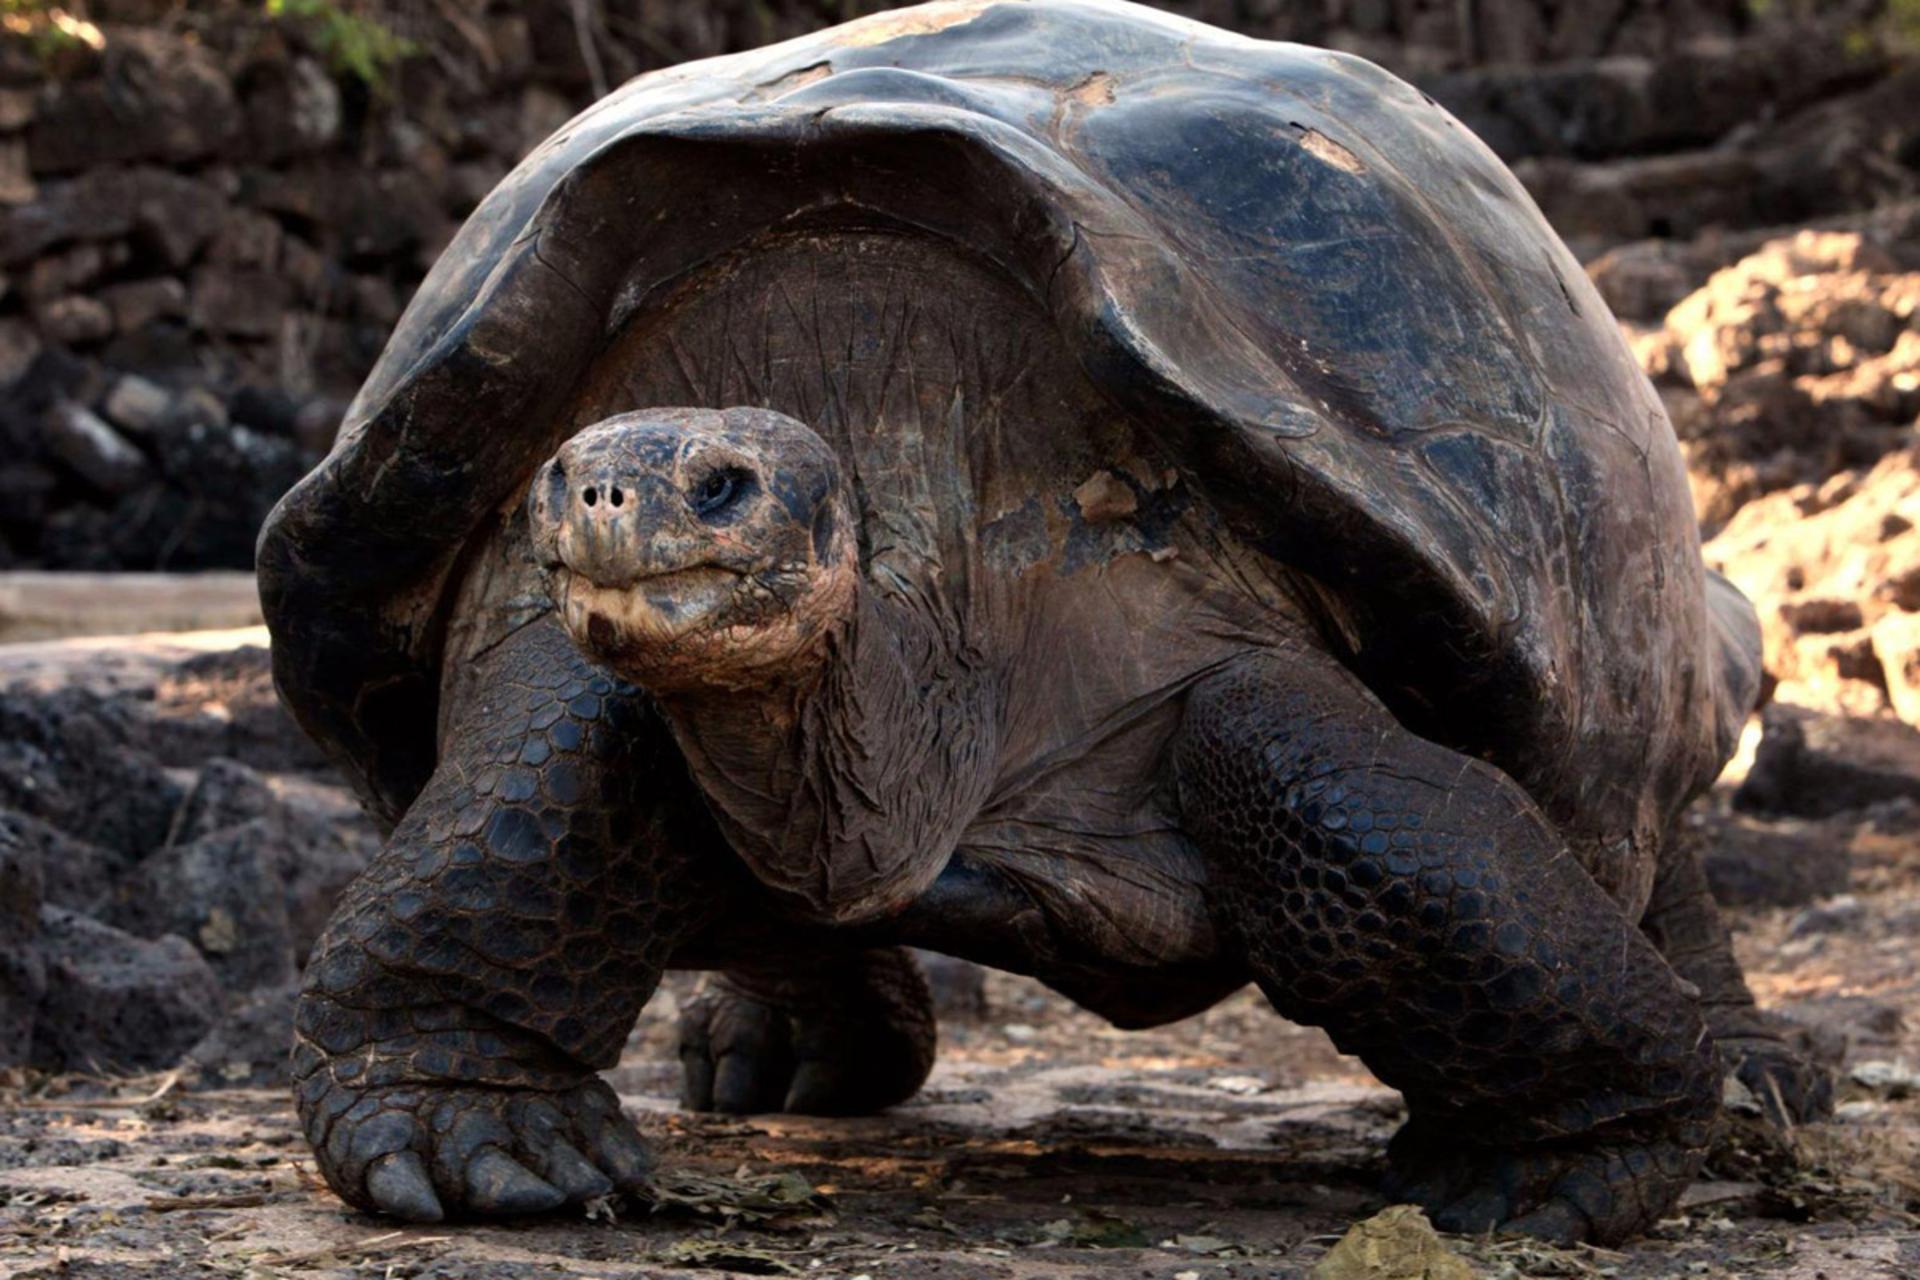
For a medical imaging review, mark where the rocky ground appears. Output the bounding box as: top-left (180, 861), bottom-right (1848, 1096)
top-left (1, 623), bottom-right (1920, 1277)
top-left (2, 807), bottom-right (1920, 1280)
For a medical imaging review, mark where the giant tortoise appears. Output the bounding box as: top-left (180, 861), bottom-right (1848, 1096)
top-left (259, 0), bottom-right (1826, 1244)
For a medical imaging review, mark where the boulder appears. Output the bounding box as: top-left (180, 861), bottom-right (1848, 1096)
top-left (185, 980), bottom-right (296, 1088)
top-left (0, 684), bottom-right (186, 859)
top-left (1587, 239), bottom-right (1698, 323)
top-left (1679, 803), bottom-right (1851, 909)
top-left (38, 399), bottom-right (147, 495)
top-left (0, 137), bottom-right (33, 207)
top-left (1427, 54), bottom-right (1751, 164)
top-left (127, 167), bottom-right (229, 269)
top-left (188, 264), bottom-right (291, 339)
top-left (145, 410), bottom-right (309, 563)
top-left (1707, 448), bottom-right (1920, 720)
top-left (31, 906), bottom-right (224, 1072)
top-left (228, 384), bottom-right (302, 439)
top-left (241, 55), bottom-right (341, 161)
top-left (244, 163), bottom-right (449, 264)
top-left (25, 29), bottom-right (238, 175)
top-left (204, 208), bottom-right (283, 270)
top-left (1777, 995), bottom-right (1905, 1059)
top-left (0, 317), bottom-right (40, 386)
top-left (0, 87), bottom-right (34, 132)
top-left (0, 830), bottom-right (45, 1066)
top-left (103, 818), bottom-right (298, 992)
top-left (1875, 610), bottom-right (1920, 725)
top-left (1517, 149), bottom-right (1765, 254)
top-left (1735, 703), bottom-right (1920, 818)
top-left (100, 373), bottom-right (172, 436)
top-left (146, 645), bottom-right (331, 775)
top-left (33, 294), bottom-right (113, 345)
top-left (99, 277), bottom-right (188, 335)
top-left (0, 807), bottom-right (127, 912)
top-left (1786, 894), bottom-right (1867, 939)
top-left (161, 757), bottom-right (376, 962)
top-left (22, 241), bottom-right (111, 300)
top-left (0, 463), bottom-right (57, 551)
top-left (0, 166), bottom-right (225, 267)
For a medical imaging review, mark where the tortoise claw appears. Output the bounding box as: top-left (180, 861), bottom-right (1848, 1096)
top-left (542, 1139), bottom-right (615, 1202)
top-left (465, 1148), bottom-right (566, 1215)
top-left (366, 1150), bottom-right (444, 1223)
top-left (302, 1077), bottom-right (651, 1222)
top-left (584, 1114), bottom-right (655, 1193)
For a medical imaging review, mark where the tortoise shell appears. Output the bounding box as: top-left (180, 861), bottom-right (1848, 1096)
top-left (259, 0), bottom-right (1741, 871)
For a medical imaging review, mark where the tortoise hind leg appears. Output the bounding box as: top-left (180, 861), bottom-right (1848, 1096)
top-left (1640, 828), bottom-right (1834, 1124)
top-left (677, 947), bottom-right (936, 1116)
top-left (1173, 649), bottom-right (1719, 1246)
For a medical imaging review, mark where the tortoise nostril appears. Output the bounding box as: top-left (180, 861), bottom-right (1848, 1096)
top-left (610, 487), bottom-right (624, 508)
top-left (583, 486), bottom-right (598, 508)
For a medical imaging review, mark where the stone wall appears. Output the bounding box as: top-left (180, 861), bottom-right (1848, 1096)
top-left (0, 0), bottom-right (1912, 570)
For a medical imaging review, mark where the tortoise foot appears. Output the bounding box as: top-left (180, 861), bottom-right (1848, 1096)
top-left (302, 1077), bottom-right (651, 1222)
top-left (1383, 1114), bottom-right (1713, 1245)
top-left (678, 950), bottom-right (935, 1117)
top-left (1720, 1005), bottom-right (1835, 1128)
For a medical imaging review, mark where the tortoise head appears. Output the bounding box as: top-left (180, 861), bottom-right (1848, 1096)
top-left (528, 407), bottom-right (858, 693)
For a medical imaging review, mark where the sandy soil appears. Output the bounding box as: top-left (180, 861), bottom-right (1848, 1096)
top-left (4, 819), bottom-right (1920, 1280)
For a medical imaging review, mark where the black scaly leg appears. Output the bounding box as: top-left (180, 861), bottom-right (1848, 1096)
top-left (294, 619), bottom-right (729, 1221)
top-left (678, 946), bottom-right (936, 1116)
top-left (1173, 650), bottom-right (1719, 1245)
top-left (1640, 834), bottom-right (1833, 1124)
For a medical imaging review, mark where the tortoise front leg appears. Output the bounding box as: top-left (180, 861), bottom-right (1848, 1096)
top-left (294, 619), bottom-right (727, 1221)
top-left (1173, 651), bottom-right (1719, 1245)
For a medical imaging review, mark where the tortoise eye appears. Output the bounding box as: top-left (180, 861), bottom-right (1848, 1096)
top-left (692, 467), bottom-right (752, 519)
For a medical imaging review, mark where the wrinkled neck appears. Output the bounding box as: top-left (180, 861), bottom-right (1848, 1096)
top-left (656, 584), bottom-right (993, 922)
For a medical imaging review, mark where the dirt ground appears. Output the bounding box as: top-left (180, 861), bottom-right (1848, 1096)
top-left (3, 802), bottom-right (1920, 1280)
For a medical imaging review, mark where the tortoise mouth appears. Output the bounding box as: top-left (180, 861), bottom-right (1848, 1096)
top-left (550, 562), bottom-right (745, 637)
top-left (547, 559), bottom-right (831, 693)
top-left (546, 557), bottom-right (746, 592)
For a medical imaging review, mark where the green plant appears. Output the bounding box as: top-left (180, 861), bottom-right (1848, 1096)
top-left (1, 0), bottom-right (105, 69)
top-left (1890, 0), bottom-right (1920, 53)
top-left (265, 0), bottom-right (417, 95)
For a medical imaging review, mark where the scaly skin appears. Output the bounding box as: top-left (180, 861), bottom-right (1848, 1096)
top-left (678, 947), bottom-right (936, 1116)
top-left (1173, 650), bottom-right (1720, 1245)
top-left (1640, 833), bottom-right (1834, 1125)
top-left (292, 620), bottom-right (727, 1221)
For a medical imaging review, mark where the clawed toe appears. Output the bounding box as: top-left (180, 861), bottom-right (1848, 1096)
top-left (582, 1114), bottom-right (655, 1191)
top-left (306, 1079), bottom-right (653, 1222)
top-left (541, 1140), bottom-right (615, 1201)
top-left (1385, 1115), bottom-right (1706, 1246)
top-left (465, 1148), bottom-right (566, 1215)
top-left (366, 1150), bottom-right (444, 1223)
top-left (679, 988), bottom-right (791, 1114)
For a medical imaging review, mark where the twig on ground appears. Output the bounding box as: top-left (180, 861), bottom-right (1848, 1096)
top-left (246, 1230), bottom-right (452, 1268)
top-left (147, 1192), bottom-right (274, 1212)
top-left (13, 1068), bottom-right (183, 1111)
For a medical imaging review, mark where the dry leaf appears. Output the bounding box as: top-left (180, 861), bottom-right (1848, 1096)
top-left (1310, 1205), bottom-right (1477, 1280)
